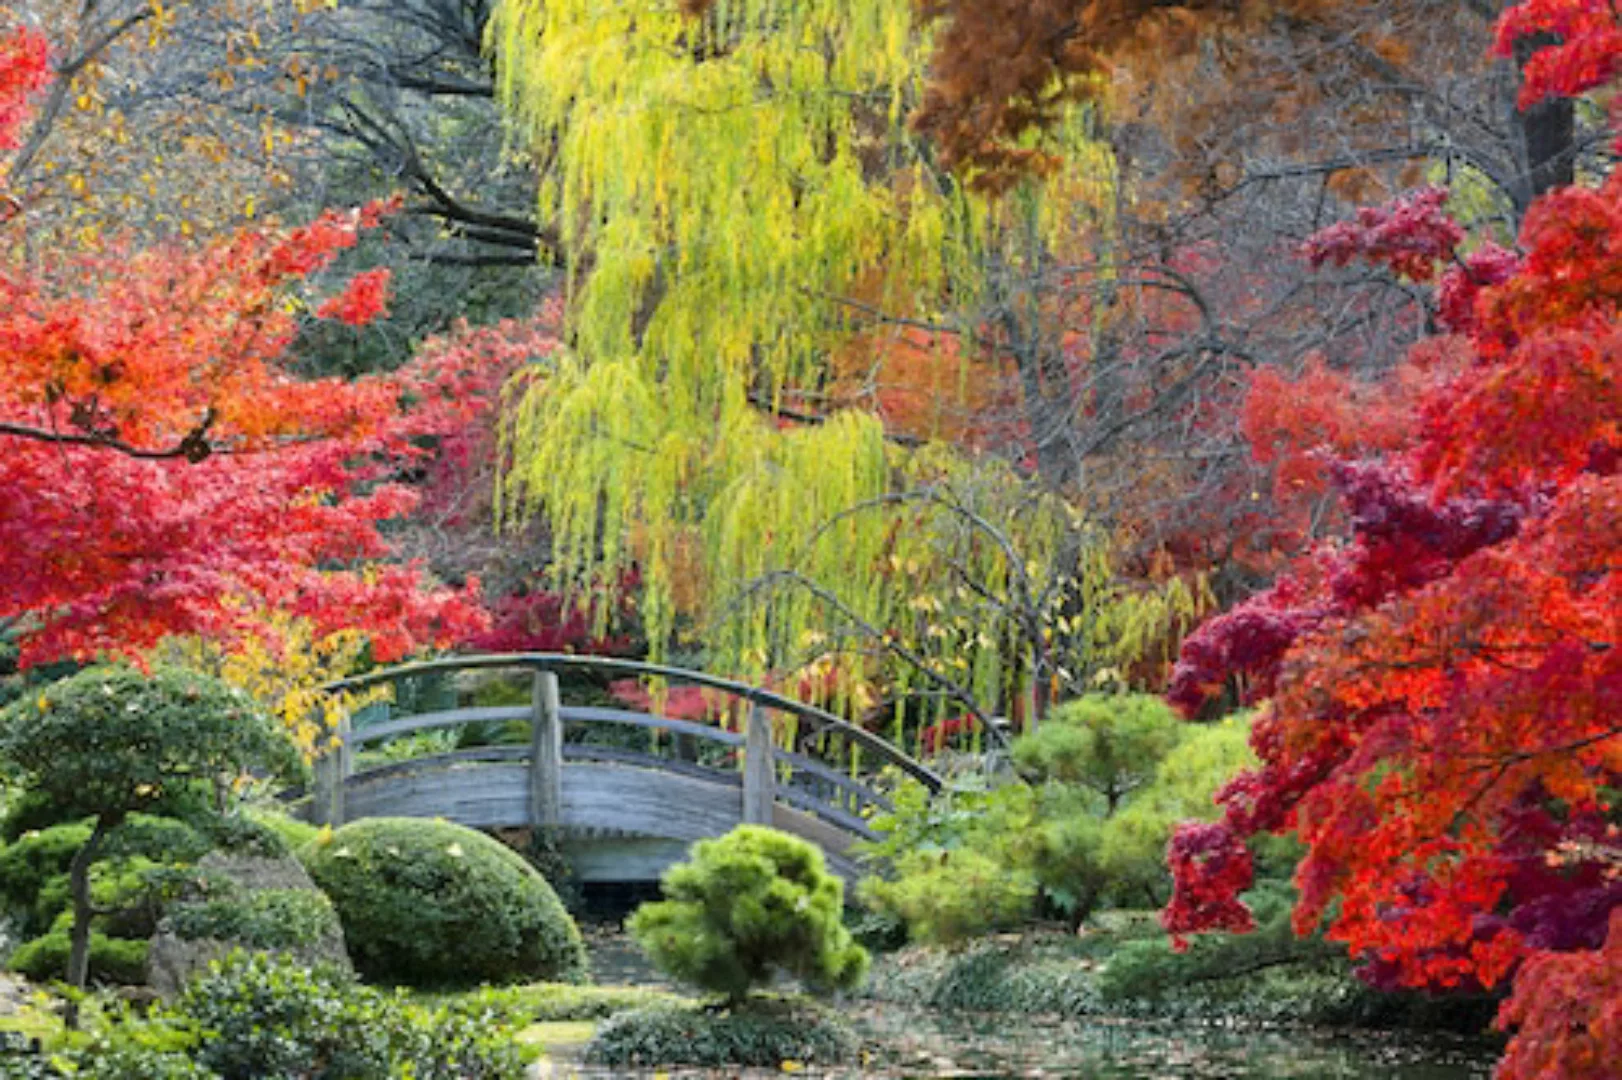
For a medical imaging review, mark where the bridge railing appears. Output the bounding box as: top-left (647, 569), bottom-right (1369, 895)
top-left (308, 654), bottom-right (941, 837)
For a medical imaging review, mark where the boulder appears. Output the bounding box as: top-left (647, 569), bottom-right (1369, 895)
top-left (147, 850), bottom-right (350, 999)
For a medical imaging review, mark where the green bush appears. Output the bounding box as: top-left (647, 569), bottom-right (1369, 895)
top-left (864, 934), bottom-right (1110, 1016)
top-left (860, 709), bottom-right (1260, 940)
top-left (585, 998), bottom-right (859, 1069)
top-left (301, 817), bottom-right (586, 986)
top-left (0, 813), bottom-right (218, 983)
top-left (0, 666), bottom-right (296, 991)
top-left (8, 930), bottom-right (148, 985)
top-left (242, 808), bottom-right (319, 857)
top-left (179, 951), bottom-right (524, 1079)
top-left (858, 847), bottom-right (1035, 946)
top-left (167, 888), bottom-right (340, 950)
top-left (856, 778), bottom-right (1041, 944)
top-left (630, 826), bottom-right (869, 1002)
top-left (0, 822), bottom-right (93, 938)
top-left (1013, 693), bottom-right (1184, 810)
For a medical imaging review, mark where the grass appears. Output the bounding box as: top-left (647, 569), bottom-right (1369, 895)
top-left (514, 1019), bottom-right (597, 1051)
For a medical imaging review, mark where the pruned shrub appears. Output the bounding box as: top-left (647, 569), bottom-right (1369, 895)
top-left (585, 998), bottom-right (858, 1069)
top-left (167, 888), bottom-right (339, 951)
top-left (629, 825), bottom-right (868, 1002)
top-left (8, 930), bottom-right (148, 985)
top-left (301, 817), bottom-right (586, 986)
top-left (0, 665), bottom-right (295, 992)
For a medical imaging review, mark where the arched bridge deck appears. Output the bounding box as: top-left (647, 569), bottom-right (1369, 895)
top-left (304, 655), bottom-right (942, 883)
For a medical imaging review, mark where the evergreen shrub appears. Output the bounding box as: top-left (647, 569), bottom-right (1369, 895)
top-left (629, 825), bottom-right (868, 1002)
top-left (301, 817), bottom-right (586, 986)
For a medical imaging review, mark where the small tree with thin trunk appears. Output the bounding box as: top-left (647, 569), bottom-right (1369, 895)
top-left (0, 664), bottom-right (293, 1016)
top-left (629, 826), bottom-right (868, 1005)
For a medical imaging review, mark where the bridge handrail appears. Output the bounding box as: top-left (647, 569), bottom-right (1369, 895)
top-left (347, 709), bottom-right (888, 816)
top-left (322, 652), bottom-right (942, 791)
top-left (347, 705), bottom-right (748, 750)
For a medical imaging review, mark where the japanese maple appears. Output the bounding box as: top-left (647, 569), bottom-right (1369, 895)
top-left (1161, 5), bottom-right (1621, 1077)
top-left (1, 25), bottom-right (488, 667)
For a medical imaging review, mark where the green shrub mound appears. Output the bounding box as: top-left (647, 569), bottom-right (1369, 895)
top-left (631, 825), bottom-right (869, 1002)
top-left (166, 887), bottom-right (339, 951)
top-left (0, 952), bottom-right (527, 1079)
top-left (8, 931), bottom-right (148, 985)
top-left (584, 998), bottom-right (859, 1069)
top-left (301, 817), bottom-right (586, 986)
top-left (0, 810), bottom-right (305, 986)
top-left (857, 702), bottom-right (1260, 944)
top-left (0, 665), bottom-right (296, 993)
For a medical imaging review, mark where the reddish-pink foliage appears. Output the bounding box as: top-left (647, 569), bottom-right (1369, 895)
top-left (316, 267), bottom-right (392, 326)
top-left (0, 42), bottom-right (487, 665)
top-left (0, 25), bottom-right (46, 152)
top-left (1164, 8), bottom-right (1621, 1077)
top-left (1302, 186), bottom-right (1464, 282)
top-left (470, 584), bottom-right (639, 658)
top-left (1494, 907), bottom-right (1622, 1078)
top-left (1161, 821), bottom-right (1256, 947)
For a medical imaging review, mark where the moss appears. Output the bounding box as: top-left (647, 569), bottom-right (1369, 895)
top-left (584, 997), bottom-right (859, 1069)
top-left (301, 818), bottom-right (586, 987)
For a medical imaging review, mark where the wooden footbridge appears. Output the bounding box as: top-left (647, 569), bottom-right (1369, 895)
top-left (304, 654), bottom-right (942, 883)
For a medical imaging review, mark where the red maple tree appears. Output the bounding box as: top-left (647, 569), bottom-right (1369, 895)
top-left (1, 25), bottom-right (488, 666)
top-left (1162, 5), bottom-right (1621, 1076)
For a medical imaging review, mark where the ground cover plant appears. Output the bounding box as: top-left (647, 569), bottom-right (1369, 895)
top-left (0, 951), bottom-right (527, 1079)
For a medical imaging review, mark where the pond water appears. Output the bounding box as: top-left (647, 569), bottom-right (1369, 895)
top-left (850, 1004), bottom-right (1496, 1079)
top-left (570, 923), bottom-right (1498, 1079)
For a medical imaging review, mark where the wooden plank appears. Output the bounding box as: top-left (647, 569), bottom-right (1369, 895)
top-left (558, 706), bottom-right (745, 746)
top-left (342, 764), bottom-right (531, 826)
top-left (561, 744), bottom-right (741, 786)
top-left (774, 748), bottom-right (892, 812)
top-left (349, 746), bottom-right (526, 785)
top-left (742, 703), bottom-right (775, 825)
top-left (776, 786), bottom-right (877, 840)
top-left (309, 707), bottom-right (348, 826)
top-left (348, 706), bottom-right (531, 746)
top-left (530, 670), bottom-right (563, 829)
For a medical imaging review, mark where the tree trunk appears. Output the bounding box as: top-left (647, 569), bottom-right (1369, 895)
top-left (1511, 32), bottom-right (1576, 214)
top-left (64, 813), bottom-right (117, 1028)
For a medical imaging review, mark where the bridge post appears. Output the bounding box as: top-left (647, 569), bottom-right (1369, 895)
top-left (310, 706), bottom-right (350, 827)
top-left (529, 670), bottom-right (563, 829)
top-left (743, 702), bottom-right (776, 825)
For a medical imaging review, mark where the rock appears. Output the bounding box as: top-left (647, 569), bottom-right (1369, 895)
top-left (0, 973), bottom-right (29, 1018)
top-left (147, 850), bottom-right (351, 999)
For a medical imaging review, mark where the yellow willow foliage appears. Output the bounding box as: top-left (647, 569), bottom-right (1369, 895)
top-left (491, 0), bottom-right (1152, 718)
top-left (158, 613), bottom-right (387, 761)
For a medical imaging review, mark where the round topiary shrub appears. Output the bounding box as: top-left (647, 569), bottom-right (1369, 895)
top-left (584, 997), bottom-right (859, 1069)
top-left (301, 818), bottom-right (586, 986)
top-left (629, 825), bottom-right (869, 1002)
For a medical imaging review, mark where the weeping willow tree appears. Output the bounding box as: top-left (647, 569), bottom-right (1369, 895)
top-left (489, 0), bottom-right (1200, 736)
